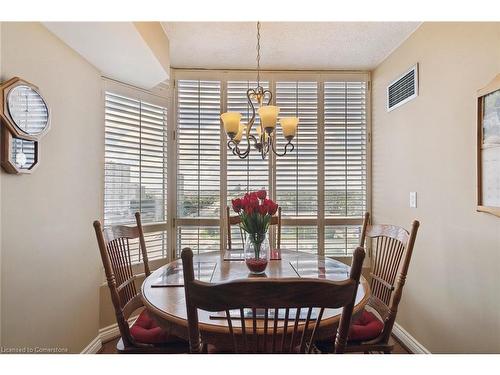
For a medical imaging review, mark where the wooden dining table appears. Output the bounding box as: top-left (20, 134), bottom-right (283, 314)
top-left (141, 250), bottom-right (371, 346)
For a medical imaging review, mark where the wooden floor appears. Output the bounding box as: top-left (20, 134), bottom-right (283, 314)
top-left (98, 335), bottom-right (410, 354)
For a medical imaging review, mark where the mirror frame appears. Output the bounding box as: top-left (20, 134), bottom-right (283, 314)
top-left (0, 77), bottom-right (51, 141)
top-left (0, 126), bottom-right (40, 174)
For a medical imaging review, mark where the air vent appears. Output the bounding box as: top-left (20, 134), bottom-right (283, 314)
top-left (387, 64), bottom-right (418, 111)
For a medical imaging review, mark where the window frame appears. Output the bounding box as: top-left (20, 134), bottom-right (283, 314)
top-left (102, 78), bottom-right (171, 265)
top-left (170, 69), bottom-right (372, 260)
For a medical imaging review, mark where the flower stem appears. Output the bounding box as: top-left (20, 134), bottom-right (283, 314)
top-left (251, 232), bottom-right (265, 259)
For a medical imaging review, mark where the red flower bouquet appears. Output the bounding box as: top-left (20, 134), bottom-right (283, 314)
top-left (231, 190), bottom-right (279, 274)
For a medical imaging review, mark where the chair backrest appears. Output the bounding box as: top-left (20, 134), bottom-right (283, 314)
top-left (226, 206), bottom-right (282, 250)
top-left (93, 212), bottom-right (151, 347)
top-left (359, 212), bottom-right (419, 342)
top-left (182, 246), bottom-right (365, 354)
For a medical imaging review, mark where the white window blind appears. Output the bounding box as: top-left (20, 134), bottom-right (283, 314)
top-left (173, 72), bottom-right (368, 258)
top-left (177, 226), bottom-right (220, 254)
top-left (324, 81), bottom-right (366, 217)
top-left (177, 80), bottom-right (221, 255)
top-left (325, 225), bottom-right (362, 256)
top-left (324, 81), bottom-right (367, 256)
top-left (281, 226), bottom-right (318, 254)
top-left (275, 81), bottom-right (318, 217)
top-left (104, 91), bottom-right (167, 262)
top-left (275, 81), bottom-right (318, 253)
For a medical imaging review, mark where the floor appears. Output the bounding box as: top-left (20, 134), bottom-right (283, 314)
top-left (98, 335), bottom-right (410, 354)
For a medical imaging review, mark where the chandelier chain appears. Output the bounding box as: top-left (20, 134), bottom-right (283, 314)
top-left (223, 20), bottom-right (296, 160)
top-left (256, 21), bottom-right (261, 86)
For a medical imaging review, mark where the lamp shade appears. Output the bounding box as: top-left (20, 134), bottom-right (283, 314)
top-left (221, 112), bottom-right (242, 137)
top-left (280, 117), bottom-right (299, 140)
top-left (257, 106), bottom-right (279, 131)
top-left (233, 123), bottom-right (245, 143)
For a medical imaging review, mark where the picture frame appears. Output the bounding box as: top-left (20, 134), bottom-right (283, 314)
top-left (477, 74), bottom-right (500, 217)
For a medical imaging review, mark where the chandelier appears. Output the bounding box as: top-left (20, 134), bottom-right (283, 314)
top-left (220, 22), bottom-right (299, 160)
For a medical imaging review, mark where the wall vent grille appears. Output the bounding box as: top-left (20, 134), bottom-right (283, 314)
top-left (387, 64), bottom-right (418, 111)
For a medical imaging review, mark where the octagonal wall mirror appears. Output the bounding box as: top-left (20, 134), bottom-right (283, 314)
top-left (0, 77), bottom-right (49, 175)
top-left (1, 77), bottom-right (50, 141)
top-left (1, 127), bottom-right (39, 174)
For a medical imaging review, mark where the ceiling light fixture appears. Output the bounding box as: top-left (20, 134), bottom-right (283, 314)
top-left (220, 22), bottom-right (299, 160)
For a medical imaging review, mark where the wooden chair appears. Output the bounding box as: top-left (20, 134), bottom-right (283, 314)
top-left (93, 212), bottom-right (187, 353)
top-left (226, 206), bottom-right (282, 250)
top-left (344, 212), bottom-right (420, 353)
top-left (181, 246), bottom-right (365, 354)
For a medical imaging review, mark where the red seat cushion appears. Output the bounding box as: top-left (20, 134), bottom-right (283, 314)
top-left (129, 310), bottom-right (177, 345)
top-left (348, 310), bottom-right (384, 342)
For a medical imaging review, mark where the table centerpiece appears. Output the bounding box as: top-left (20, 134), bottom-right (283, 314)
top-left (231, 190), bottom-right (279, 274)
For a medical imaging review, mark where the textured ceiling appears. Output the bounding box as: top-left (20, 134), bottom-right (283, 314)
top-left (162, 22), bottom-right (421, 70)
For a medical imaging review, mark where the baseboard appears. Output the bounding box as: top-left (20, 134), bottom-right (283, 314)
top-left (392, 322), bottom-right (430, 354)
top-left (81, 315), bottom-right (139, 353)
top-left (81, 336), bottom-right (102, 354)
top-left (98, 321), bottom-right (122, 344)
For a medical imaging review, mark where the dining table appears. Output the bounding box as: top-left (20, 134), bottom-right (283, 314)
top-left (141, 249), bottom-right (371, 347)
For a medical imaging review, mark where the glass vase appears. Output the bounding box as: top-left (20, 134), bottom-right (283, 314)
top-left (244, 232), bottom-right (269, 275)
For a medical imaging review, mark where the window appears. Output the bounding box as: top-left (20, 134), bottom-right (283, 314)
top-left (173, 71), bottom-right (369, 258)
top-left (281, 226), bottom-right (318, 254)
top-left (104, 88), bottom-right (168, 262)
top-left (324, 81), bottom-right (367, 255)
top-left (176, 80), bottom-right (221, 254)
top-left (275, 81), bottom-right (319, 252)
top-left (324, 81), bottom-right (367, 218)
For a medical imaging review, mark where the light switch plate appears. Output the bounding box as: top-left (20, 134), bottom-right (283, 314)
top-left (409, 192), bottom-right (417, 208)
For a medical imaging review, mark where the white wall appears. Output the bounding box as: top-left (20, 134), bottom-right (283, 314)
top-left (372, 22), bottom-right (500, 353)
top-left (0, 22), bottom-right (103, 352)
